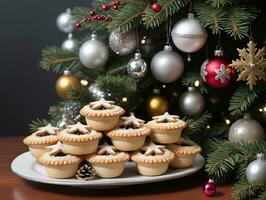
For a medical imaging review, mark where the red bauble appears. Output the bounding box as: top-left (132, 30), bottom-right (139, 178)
top-left (200, 49), bottom-right (235, 88)
top-left (151, 3), bottom-right (161, 12)
top-left (114, 0), bottom-right (120, 6)
top-left (89, 10), bottom-right (95, 16)
top-left (101, 3), bottom-right (109, 11)
top-left (75, 22), bottom-right (81, 29)
top-left (203, 179), bottom-right (216, 197)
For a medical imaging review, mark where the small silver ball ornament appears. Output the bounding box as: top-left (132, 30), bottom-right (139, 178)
top-left (228, 114), bottom-right (265, 143)
top-left (109, 30), bottom-right (137, 55)
top-left (246, 153), bottom-right (266, 184)
top-left (56, 113), bottom-right (74, 130)
top-left (171, 13), bottom-right (208, 53)
top-left (127, 51), bottom-right (147, 78)
top-left (179, 87), bottom-right (205, 116)
top-left (88, 83), bottom-right (111, 100)
top-left (56, 8), bottom-right (75, 33)
top-left (151, 45), bottom-right (184, 83)
top-left (61, 33), bottom-right (79, 51)
top-left (79, 33), bottom-right (109, 69)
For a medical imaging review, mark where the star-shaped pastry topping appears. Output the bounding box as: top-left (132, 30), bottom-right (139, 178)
top-left (35, 123), bottom-right (60, 135)
top-left (214, 64), bottom-right (231, 83)
top-left (89, 98), bottom-right (115, 110)
top-left (46, 141), bottom-right (64, 155)
top-left (66, 122), bottom-right (90, 134)
top-left (142, 141), bottom-right (165, 156)
top-left (121, 114), bottom-right (145, 128)
top-left (152, 112), bottom-right (180, 123)
top-left (97, 143), bottom-right (117, 155)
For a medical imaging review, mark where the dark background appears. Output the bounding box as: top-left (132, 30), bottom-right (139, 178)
top-left (0, 0), bottom-right (88, 136)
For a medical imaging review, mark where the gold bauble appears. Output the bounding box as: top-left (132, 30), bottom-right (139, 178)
top-left (146, 95), bottom-right (169, 116)
top-left (55, 70), bottom-right (80, 100)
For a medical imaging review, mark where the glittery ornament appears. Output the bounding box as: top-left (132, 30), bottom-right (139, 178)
top-left (246, 153), bottom-right (266, 184)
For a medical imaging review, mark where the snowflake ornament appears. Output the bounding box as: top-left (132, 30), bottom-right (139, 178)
top-left (214, 64), bottom-right (231, 83)
top-left (229, 40), bottom-right (266, 89)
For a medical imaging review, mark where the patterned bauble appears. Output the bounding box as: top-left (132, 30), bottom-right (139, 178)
top-left (151, 45), bottom-right (184, 83)
top-left (61, 33), bottom-right (79, 51)
top-left (79, 32), bottom-right (109, 69)
top-left (179, 87), bottom-right (205, 117)
top-left (127, 51), bottom-right (147, 78)
top-left (55, 70), bottom-right (80, 100)
top-left (229, 114), bottom-right (265, 143)
top-left (171, 13), bottom-right (207, 53)
top-left (246, 153), bottom-right (266, 184)
top-left (200, 48), bottom-right (235, 88)
top-left (203, 179), bottom-right (216, 197)
top-left (56, 8), bottom-right (75, 33)
top-left (146, 95), bottom-right (169, 116)
top-left (109, 30), bottom-right (137, 55)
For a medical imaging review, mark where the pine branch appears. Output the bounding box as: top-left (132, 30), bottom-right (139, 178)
top-left (40, 46), bottom-right (80, 74)
top-left (28, 118), bottom-right (50, 132)
top-left (182, 71), bottom-right (208, 94)
top-left (232, 179), bottom-right (265, 200)
top-left (107, 1), bottom-right (147, 32)
top-left (143, 0), bottom-right (188, 29)
top-left (258, 191), bottom-right (266, 200)
top-left (228, 85), bottom-right (265, 116)
top-left (183, 111), bottom-right (212, 133)
top-left (206, 0), bottom-right (233, 8)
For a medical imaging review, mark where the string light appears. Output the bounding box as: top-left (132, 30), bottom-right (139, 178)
top-left (162, 84), bottom-right (166, 88)
top-left (206, 125), bottom-right (211, 129)
top-left (194, 80), bottom-right (200, 87)
top-left (225, 119), bottom-right (231, 125)
top-left (122, 97), bottom-right (128, 102)
top-left (259, 108), bottom-right (263, 112)
top-left (263, 105), bottom-right (266, 112)
top-left (80, 80), bottom-right (88, 86)
top-left (141, 36), bottom-right (147, 44)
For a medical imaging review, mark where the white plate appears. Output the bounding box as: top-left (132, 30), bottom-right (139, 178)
top-left (11, 152), bottom-right (205, 188)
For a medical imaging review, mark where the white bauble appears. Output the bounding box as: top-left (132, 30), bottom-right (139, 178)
top-left (56, 9), bottom-right (75, 33)
top-left (79, 33), bottom-right (109, 69)
top-left (151, 45), bottom-right (184, 83)
top-left (246, 153), bottom-right (266, 184)
top-left (61, 33), bottom-right (79, 51)
top-left (171, 13), bottom-right (208, 53)
top-left (109, 30), bottom-right (137, 55)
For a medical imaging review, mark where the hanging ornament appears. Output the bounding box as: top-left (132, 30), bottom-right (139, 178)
top-left (127, 50), bottom-right (147, 78)
top-left (109, 30), bottom-right (137, 55)
top-left (62, 100), bottom-right (81, 121)
top-left (203, 179), bottom-right (216, 197)
top-left (229, 40), bottom-right (266, 90)
top-left (179, 87), bottom-right (205, 117)
top-left (55, 70), bottom-right (80, 100)
top-left (151, 45), bottom-right (184, 83)
top-left (228, 114), bottom-right (265, 143)
top-left (146, 94), bottom-right (169, 116)
top-left (200, 47), bottom-right (235, 88)
top-left (246, 153), bottom-right (266, 184)
top-left (79, 32), bottom-right (109, 69)
top-left (56, 112), bottom-right (75, 130)
top-left (61, 33), bottom-right (79, 51)
top-left (88, 83), bottom-right (110, 100)
top-left (151, 3), bottom-right (161, 12)
top-left (56, 8), bottom-right (75, 33)
top-left (171, 13), bottom-right (207, 53)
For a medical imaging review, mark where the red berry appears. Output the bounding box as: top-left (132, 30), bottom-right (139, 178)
top-left (113, 0), bottom-right (120, 6)
top-left (151, 3), bottom-right (161, 12)
top-left (101, 3), bottom-right (109, 11)
top-left (105, 15), bottom-right (111, 21)
top-left (89, 10), bottom-right (95, 16)
top-left (95, 15), bottom-right (101, 20)
top-left (140, 13), bottom-right (145, 18)
top-left (113, 4), bottom-right (119, 10)
top-left (83, 17), bottom-right (90, 22)
top-left (75, 23), bottom-right (81, 29)
top-left (101, 15), bottom-right (106, 20)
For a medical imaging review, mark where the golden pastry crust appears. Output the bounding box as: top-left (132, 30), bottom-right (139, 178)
top-left (58, 128), bottom-right (102, 143)
top-left (107, 127), bottom-right (150, 138)
top-left (87, 153), bottom-right (130, 164)
top-left (38, 152), bottom-right (81, 166)
top-left (145, 120), bottom-right (186, 131)
top-left (167, 138), bottom-right (202, 155)
top-left (23, 133), bottom-right (58, 146)
top-left (80, 105), bottom-right (125, 118)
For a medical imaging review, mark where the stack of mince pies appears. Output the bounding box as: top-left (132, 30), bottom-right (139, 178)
top-left (23, 98), bottom-right (202, 180)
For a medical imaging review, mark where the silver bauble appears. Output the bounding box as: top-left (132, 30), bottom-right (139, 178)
top-left (88, 83), bottom-right (111, 100)
top-left (61, 33), bottom-right (79, 51)
top-left (56, 113), bottom-right (74, 130)
top-left (127, 52), bottom-right (147, 78)
top-left (79, 33), bottom-right (109, 69)
top-left (229, 114), bottom-right (265, 143)
top-left (62, 100), bottom-right (81, 120)
top-left (109, 30), bottom-right (137, 55)
top-left (171, 13), bottom-right (208, 53)
top-left (56, 8), bottom-right (75, 33)
top-left (151, 45), bottom-right (184, 83)
top-left (246, 153), bottom-right (266, 184)
top-left (179, 87), bottom-right (205, 116)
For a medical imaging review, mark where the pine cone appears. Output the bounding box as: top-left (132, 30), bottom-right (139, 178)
top-left (75, 161), bottom-right (96, 181)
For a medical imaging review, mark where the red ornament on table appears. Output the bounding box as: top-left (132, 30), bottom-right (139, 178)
top-left (203, 179), bottom-right (216, 197)
top-left (151, 3), bottom-right (161, 12)
top-left (75, 22), bottom-right (81, 29)
top-left (200, 47), bottom-right (235, 88)
top-left (101, 3), bottom-right (109, 11)
top-left (89, 10), bottom-right (96, 16)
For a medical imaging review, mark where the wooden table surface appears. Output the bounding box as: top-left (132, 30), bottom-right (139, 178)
top-left (0, 137), bottom-right (233, 200)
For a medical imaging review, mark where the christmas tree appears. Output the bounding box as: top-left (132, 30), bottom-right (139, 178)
top-left (30, 0), bottom-right (266, 199)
